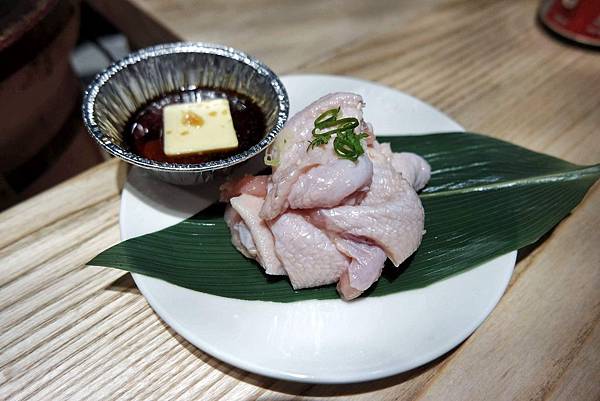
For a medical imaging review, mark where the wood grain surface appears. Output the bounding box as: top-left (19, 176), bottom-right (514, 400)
top-left (2, 0), bottom-right (599, 399)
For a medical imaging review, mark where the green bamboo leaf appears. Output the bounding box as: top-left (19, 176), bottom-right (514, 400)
top-left (89, 132), bottom-right (600, 302)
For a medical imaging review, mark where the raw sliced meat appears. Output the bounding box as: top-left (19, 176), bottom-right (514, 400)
top-left (220, 175), bottom-right (269, 202)
top-left (371, 142), bottom-right (431, 190)
top-left (391, 152), bottom-right (431, 191)
top-left (222, 91), bottom-right (430, 300)
top-left (260, 92), bottom-right (370, 220)
top-left (223, 206), bottom-right (254, 259)
top-left (270, 212), bottom-right (349, 289)
top-left (335, 239), bottom-right (388, 300)
top-left (309, 146), bottom-right (425, 267)
top-left (288, 154), bottom-right (373, 210)
top-left (229, 194), bottom-right (285, 275)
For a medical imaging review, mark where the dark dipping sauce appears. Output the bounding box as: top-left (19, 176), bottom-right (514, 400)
top-left (125, 88), bottom-right (266, 164)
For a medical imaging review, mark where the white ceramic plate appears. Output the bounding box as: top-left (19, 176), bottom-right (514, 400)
top-left (120, 74), bottom-right (516, 383)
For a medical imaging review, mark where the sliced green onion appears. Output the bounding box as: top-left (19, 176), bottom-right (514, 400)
top-left (314, 107), bottom-right (340, 127)
top-left (307, 108), bottom-right (367, 161)
top-left (334, 132), bottom-right (368, 161)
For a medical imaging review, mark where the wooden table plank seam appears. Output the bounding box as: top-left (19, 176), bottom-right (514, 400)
top-left (37, 303), bottom-right (155, 400)
top-left (0, 273), bottom-right (131, 375)
top-left (0, 159), bottom-right (125, 250)
top-left (5, 298), bottom-right (148, 400)
top-left (538, 314), bottom-right (600, 401)
top-left (0, 193), bottom-right (118, 255)
top-left (0, 202), bottom-right (119, 302)
top-left (4, 298), bottom-right (137, 397)
top-left (328, 3), bottom-right (511, 80)
top-left (0, 253), bottom-right (120, 337)
top-left (126, 342), bottom-right (202, 400)
top-left (53, 319), bottom-right (173, 401)
top-left (392, 7), bottom-right (526, 89)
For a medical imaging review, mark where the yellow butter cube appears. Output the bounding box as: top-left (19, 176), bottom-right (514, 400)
top-left (163, 99), bottom-right (239, 156)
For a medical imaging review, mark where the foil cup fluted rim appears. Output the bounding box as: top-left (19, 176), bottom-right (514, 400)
top-left (82, 42), bottom-right (289, 173)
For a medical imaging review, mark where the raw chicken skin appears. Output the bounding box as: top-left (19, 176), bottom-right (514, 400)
top-left (260, 93), bottom-right (372, 220)
top-left (288, 154), bottom-right (373, 210)
top-left (335, 239), bottom-right (388, 300)
top-left (391, 152), bottom-right (431, 191)
top-left (222, 92), bottom-right (431, 300)
top-left (309, 146), bottom-right (425, 267)
top-left (223, 206), bottom-right (253, 259)
top-left (270, 212), bottom-right (349, 289)
top-left (220, 175), bottom-right (269, 202)
top-left (228, 194), bottom-right (285, 275)
top-left (373, 142), bottom-right (431, 191)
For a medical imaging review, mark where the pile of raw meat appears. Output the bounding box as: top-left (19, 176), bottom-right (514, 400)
top-left (220, 93), bottom-right (431, 300)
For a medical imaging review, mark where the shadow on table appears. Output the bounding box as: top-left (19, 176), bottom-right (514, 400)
top-left (515, 226), bottom-right (556, 265)
top-left (106, 273), bottom-right (139, 294)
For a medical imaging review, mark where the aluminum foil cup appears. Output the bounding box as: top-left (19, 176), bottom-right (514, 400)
top-left (82, 42), bottom-right (289, 185)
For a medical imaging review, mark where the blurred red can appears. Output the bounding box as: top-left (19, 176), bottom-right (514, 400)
top-left (539, 0), bottom-right (600, 47)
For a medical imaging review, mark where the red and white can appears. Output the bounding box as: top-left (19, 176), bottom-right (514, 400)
top-left (539, 0), bottom-right (600, 47)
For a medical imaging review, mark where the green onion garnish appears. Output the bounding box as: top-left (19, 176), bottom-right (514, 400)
top-left (307, 108), bottom-right (367, 161)
top-left (314, 107), bottom-right (339, 127)
top-left (334, 131), bottom-right (369, 161)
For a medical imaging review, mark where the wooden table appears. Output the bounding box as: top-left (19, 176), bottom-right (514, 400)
top-left (2, 0), bottom-right (599, 399)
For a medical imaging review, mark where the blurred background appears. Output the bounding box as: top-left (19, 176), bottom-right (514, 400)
top-left (1, 0), bottom-right (598, 211)
top-left (0, 0), bottom-right (133, 210)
